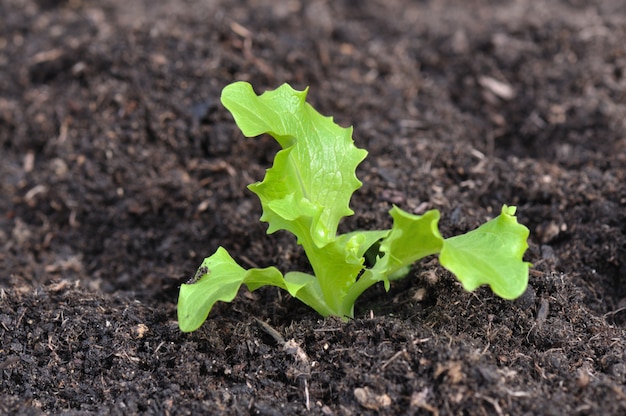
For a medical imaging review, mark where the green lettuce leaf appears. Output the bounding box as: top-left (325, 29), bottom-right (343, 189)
top-left (377, 207), bottom-right (444, 278)
top-left (178, 247), bottom-right (319, 332)
top-left (221, 82), bottom-right (367, 249)
top-left (439, 205), bottom-right (531, 299)
top-left (339, 207), bottom-right (443, 314)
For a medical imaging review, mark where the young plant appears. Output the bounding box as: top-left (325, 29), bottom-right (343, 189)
top-left (177, 82), bottom-right (530, 332)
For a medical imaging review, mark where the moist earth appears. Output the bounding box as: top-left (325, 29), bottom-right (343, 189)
top-left (1, 0), bottom-right (626, 414)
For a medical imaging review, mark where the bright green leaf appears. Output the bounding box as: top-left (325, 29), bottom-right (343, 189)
top-left (221, 82), bottom-right (367, 248)
top-left (339, 207), bottom-right (444, 313)
top-left (439, 205), bottom-right (531, 299)
top-left (377, 207), bottom-right (444, 278)
top-left (178, 247), bottom-right (308, 332)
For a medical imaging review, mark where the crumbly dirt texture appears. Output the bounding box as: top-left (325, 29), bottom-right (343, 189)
top-left (2, 0), bottom-right (626, 414)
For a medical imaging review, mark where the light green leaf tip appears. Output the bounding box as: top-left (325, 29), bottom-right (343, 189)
top-left (439, 205), bottom-right (531, 299)
top-left (378, 207), bottom-right (444, 275)
top-left (220, 82), bottom-right (367, 248)
top-left (177, 247), bottom-right (308, 332)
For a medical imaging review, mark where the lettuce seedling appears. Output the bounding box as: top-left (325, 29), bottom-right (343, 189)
top-left (177, 82), bottom-right (530, 332)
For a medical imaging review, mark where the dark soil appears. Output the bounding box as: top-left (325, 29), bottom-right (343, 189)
top-left (2, 0), bottom-right (626, 414)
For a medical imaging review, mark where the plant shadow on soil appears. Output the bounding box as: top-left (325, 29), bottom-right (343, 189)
top-left (1, 0), bottom-right (626, 414)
